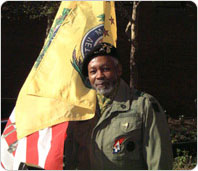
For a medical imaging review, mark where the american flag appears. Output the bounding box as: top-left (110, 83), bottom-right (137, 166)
top-left (1, 109), bottom-right (68, 170)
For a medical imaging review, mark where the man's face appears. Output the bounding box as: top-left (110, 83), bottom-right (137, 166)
top-left (88, 56), bottom-right (121, 96)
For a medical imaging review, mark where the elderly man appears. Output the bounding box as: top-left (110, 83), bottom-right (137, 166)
top-left (64, 42), bottom-right (173, 170)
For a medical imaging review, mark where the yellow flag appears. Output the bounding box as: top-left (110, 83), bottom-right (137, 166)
top-left (15, 1), bottom-right (117, 139)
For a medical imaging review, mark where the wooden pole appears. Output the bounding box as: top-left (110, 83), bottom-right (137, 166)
top-left (129, 1), bottom-right (140, 89)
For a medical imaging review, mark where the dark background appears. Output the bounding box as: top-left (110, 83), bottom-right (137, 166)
top-left (116, 1), bottom-right (197, 117)
top-left (1, 2), bottom-right (197, 121)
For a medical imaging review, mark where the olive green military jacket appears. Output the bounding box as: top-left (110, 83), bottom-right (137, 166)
top-left (64, 79), bottom-right (173, 170)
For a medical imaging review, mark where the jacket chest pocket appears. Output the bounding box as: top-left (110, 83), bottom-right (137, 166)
top-left (109, 116), bottom-right (143, 162)
top-left (111, 115), bottom-right (142, 136)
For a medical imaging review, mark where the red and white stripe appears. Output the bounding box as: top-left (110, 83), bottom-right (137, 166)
top-left (1, 109), bottom-right (69, 170)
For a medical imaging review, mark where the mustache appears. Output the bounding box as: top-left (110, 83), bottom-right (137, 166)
top-left (94, 79), bottom-right (109, 85)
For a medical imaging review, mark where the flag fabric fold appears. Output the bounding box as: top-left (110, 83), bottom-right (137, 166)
top-left (15, 1), bottom-right (117, 139)
top-left (1, 109), bottom-right (69, 170)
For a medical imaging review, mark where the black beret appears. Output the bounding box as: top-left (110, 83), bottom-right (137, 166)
top-left (81, 42), bottom-right (118, 77)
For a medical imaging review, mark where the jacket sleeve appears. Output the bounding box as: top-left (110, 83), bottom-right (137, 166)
top-left (142, 95), bottom-right (173, 170)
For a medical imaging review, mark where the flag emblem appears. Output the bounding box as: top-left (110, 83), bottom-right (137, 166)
top-left (72, 24), bottom-right (104, 87)
top-left (81, 24), bottom-right (104, 58)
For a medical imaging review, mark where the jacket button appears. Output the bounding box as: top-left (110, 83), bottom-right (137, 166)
top-left (126, 141), bottom-right (135, 152)
top-left (121, 104), bottom-right (126, 109)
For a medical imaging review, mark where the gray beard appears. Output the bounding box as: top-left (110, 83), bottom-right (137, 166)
top-left (95, 85), bottom-right (114, 96)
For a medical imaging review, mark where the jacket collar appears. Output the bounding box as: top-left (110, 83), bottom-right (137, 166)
top-left (110, 79), bottom-right (131, 113)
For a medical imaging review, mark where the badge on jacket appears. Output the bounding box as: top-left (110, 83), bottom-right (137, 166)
top-left (113, 137), bottom-right (125, 154)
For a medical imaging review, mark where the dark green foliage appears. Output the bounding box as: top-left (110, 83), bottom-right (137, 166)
top-left (1, 1), bottom-right (61, 21)
top-left (168, 117), bottom-right (197, 169)
top-left (173, 149), bottom-right (197, 170)
top-left (169, 117), bottom-right (196, 144)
